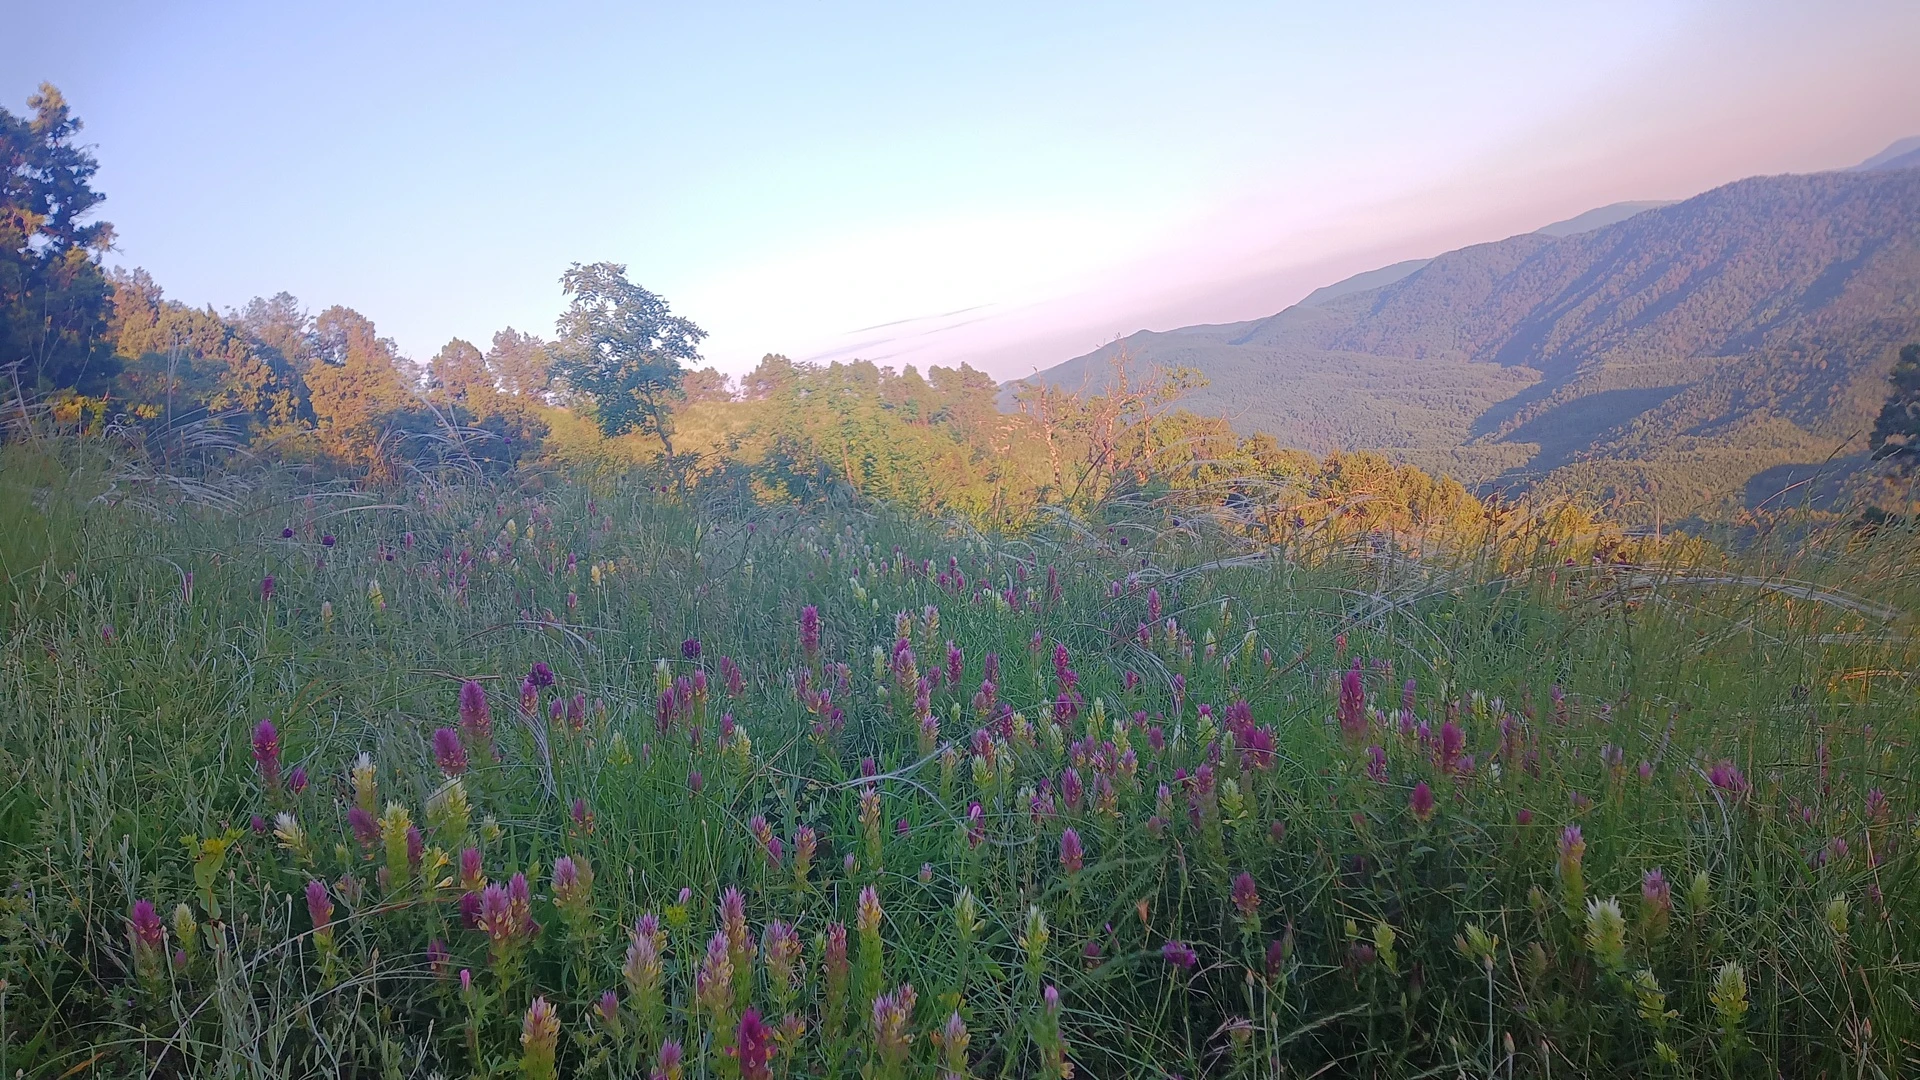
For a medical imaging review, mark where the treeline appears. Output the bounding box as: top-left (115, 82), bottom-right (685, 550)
top-left (5, 83), bottom-right (1689, 560)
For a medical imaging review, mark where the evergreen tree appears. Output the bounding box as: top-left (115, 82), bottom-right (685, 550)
top-left (0, 84), bottom-right (118, 399)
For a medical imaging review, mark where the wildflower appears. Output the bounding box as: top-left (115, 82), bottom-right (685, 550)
top-left (823, 922), bottom-right (851, 1031)
top-left (1629, 968), bottom-right (1674, 1031)
top-left (1161, 938), bottom-right (1198, 970)
top-left (377, 804), bottom-right (414, 881)
top-left (764, 920), bottom-right (803, 1004)
top-left (288, 765), bottom-right (308, 795)
top-left (721, 885), bottom-right (753, 977)
top-left (793, 825), bottom-right (817, 889)
top-left (424, 775), bottom-right (471, 840)
top-left (688, 768), bottom-right (703, 793)
top-left (1436, 720), bottom-right (1464, 774)
top-left (1640, 869), bottom-right (1672, 941)
top-left (1708, 961), bottom-right (1748, 1036)
top-left (281, 527), bottom-right (295, 538)
top-left (348, 806), bottom-right (379, 847)
top-left (431, 727), bottom-right (466, 776)
top-left (1409, 780), bottom-right (1436, 822)
top-left (128, 899), bottom-right (167, 984)
top-left (1824, 896), bottom-right (1850, 941)
top-left (1231, 871), bottom-right (1260, 924)
top-left (459, 846), bottom-right (485, 892)
top-left (1059, 828), bottom-right (1084, 876)
top-left (274, 812), bottom-right (311, 863)
top-left (1686, 870), bottom-right (1712, 916)
top-left (1708, 759), bottom-right (1749, 797)
top-left (306, 878), bottom-right (334, 943)
top-left (425, 938), bottom-right (450, 977)
top-left (350, 752), bottom-right (378, 813)
top-left (261, 574), bottom-right (275, 600)
top-left (697, 930), bottom-right (735, 1020)
top-left (1337, 660), bottom-right (1366, 743)
top-left (1585, 898), bottom-right (1628, 971)
top-left (872, 983), bottom-right (917, 1072)
top-left (652, 1039), bottom-right (685, 1080)
top-left (1365, 744), bottom-right (1388, 783)
top-left (321, 533), bottom-right (336, 548)
top-left (1557, 824), bottom-right (1586, 913)
top-left (552, 855), bottom-right (593, 925)
top-left (682, 637), bottom-right (702, 660)
top-left (247, 719), bottom-right (284, 792)
top-left (520, 997), bottom-right (561, 1080)
top-left (623, 926), bottom-right (664, 1034)
top-left (596, 989), bottom-right (623, 1038)
top-left (1371, 919), bottom-right (1399, 973)
top-left (1035, 985), bottom-right (1071, 1078)
top-left (1458, 923), bottom-right (1499, 969)
top-left (799, 605), bottom-right (821, 659)
top-left (737, 1008), bottom-right (773, 1080)
top-left (935, 1012), bottom-right (971, 1080)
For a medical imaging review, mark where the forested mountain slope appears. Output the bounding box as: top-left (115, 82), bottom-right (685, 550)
top-left (1026, 167), bottom-right (1920, 520)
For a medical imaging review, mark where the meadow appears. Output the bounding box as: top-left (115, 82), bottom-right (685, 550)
top-left (0, 441), bottom-right (1915, 1079)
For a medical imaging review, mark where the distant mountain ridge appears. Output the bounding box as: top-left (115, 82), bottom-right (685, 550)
top-left (1021, 155), bottom-right (1920, 521)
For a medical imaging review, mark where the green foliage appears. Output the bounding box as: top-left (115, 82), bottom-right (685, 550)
top-left (0, 83), bottom-right (119, 397)
top-left (1869, 343), bottom-right (1920, 472)
top-left (550, 262), bottom-right (706, 446)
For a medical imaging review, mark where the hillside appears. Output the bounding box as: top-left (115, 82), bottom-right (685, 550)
top-left (1024, 167), bottom-right (1920, 521)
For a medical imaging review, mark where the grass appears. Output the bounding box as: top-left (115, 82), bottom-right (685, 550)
top-left (0, 439), bottom-right (1915, 1078)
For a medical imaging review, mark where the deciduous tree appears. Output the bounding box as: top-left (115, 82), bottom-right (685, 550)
top-left (550, 262), bottom-right (705, 451)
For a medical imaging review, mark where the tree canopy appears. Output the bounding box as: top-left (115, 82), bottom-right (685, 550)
top-left (1870, 343), bottom-right (1920, 473)
top-left (550, 262), bottom-right (706, 447)
top-left (1, 83), bottom-right (118, 397)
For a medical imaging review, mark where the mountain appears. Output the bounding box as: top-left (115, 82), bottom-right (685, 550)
top-left (1020, 168), bottom-right (1920, 521)
top-left (1533, 199), bottom-right (1676, 236)
top-left (1298, 259), bottom-right (1432, 307)
top-left (1854, 136), bottom-right (1920, 172)
top-left (1294, 202), bottom-right (1675, 309)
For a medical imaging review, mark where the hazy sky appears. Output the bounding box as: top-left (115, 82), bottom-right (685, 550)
top-left (8, 1), bottom-right (1918, 380)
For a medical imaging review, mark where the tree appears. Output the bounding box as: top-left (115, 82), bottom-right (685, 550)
top-left (303, 306), bottom-right (417, 467)
top-left (550, 262), bottom-right (705, 450)
top-left (429, 337), bottom-right (493, 406)
top-left (108, 269), bottom-right (300, 432)
top-left (1869, 343), bottom-right (1920, 472)
top-left (485, 327), bottom-right (552, 399)
top-left (1, 83), bottom-right (119, 400)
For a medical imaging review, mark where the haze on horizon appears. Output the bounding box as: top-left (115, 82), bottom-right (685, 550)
top-left (7, 0), bottom-right (1918, 382)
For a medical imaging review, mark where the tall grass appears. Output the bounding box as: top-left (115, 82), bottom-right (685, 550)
top-left (0, 440), bottom-right (1914, 1078)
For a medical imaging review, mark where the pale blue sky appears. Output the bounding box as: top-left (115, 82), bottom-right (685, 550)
top-left (8, 1), bottom-right (1917, 377)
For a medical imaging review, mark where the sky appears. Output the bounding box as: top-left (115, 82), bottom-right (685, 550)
top-left (7, 0), bottom-right (1919, 381)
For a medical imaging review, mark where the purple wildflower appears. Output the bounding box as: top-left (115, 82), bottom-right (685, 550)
top-left (1162, 939), bottom-right (1199, 970)
top-left (1409, 780), bottom-right (1436, 822)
